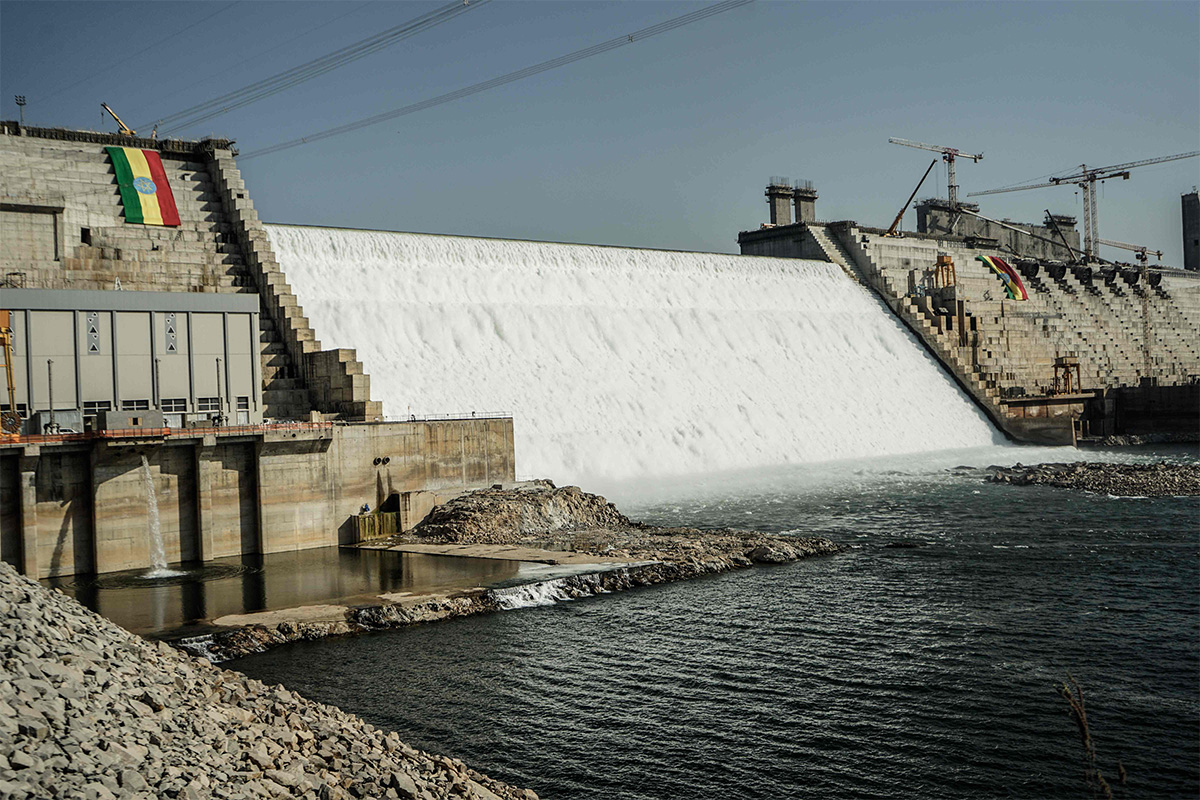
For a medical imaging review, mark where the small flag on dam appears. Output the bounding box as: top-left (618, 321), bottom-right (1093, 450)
top-left (106, 146), bottom-right (180, 226)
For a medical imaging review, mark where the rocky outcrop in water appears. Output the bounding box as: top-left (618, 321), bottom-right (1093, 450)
top-left (986, 461), bottom-right (1200, 497)
top-left (414, 480), bottom-right (632, 543)
top-left (407, 480), bottom-right (840, 567)
top-left (0, 562), bottom-right (534, 800)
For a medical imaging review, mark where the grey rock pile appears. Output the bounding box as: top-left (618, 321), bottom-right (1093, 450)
top-left (986, 461), bottom-right (1200, 496)
top-left (403, 480), bottom-right (840, 571)
top-left (413, 480), bottom-right (632, 544)
top-left (0, 561), bottom-right (534, 800)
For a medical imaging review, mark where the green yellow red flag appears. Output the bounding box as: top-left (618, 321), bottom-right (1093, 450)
top-left (106, 146), bottom-right (181, 226)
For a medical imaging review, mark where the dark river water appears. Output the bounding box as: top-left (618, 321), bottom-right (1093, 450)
top-left (230, 446), bottom-right (1200, 799)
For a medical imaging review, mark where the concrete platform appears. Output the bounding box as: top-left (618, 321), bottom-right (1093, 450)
top-left (365, 542), bottom-right (635, 566)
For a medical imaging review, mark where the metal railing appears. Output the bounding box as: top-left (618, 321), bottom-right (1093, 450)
top-left (338, 411), bottom-right (513, 425)
top-left (3, 420), bottom-right (333, 446)
top-left (3, 413), bottom-right (515, 445)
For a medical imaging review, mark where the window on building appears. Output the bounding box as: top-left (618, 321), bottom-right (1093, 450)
top-left (236, 396), bottom-right (249, 410)
top-left (2, 403), bottom-right (29, 419)
top-left (83, 400), bottom-right (112, 417)
top-left (81, 227), bottom-right (92, 245)
top-left (197, 397), bottom-right (220, 412)
top-left (161, 398), bottom-right (187, 413)
top-left (121, 399), bottom-right (149, 411)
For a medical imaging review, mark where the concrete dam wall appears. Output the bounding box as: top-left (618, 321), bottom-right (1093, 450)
top-left (267, 225), bottom-right (1002, 486)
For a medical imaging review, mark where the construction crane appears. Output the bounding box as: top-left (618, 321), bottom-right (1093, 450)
top-left (100, 102), bottom-right (136, 136)
top-left (0, 310), bottom-right (20, 437)
top-left (968, 151), bottom-right (1199, 261)
top-left (1098, 238), bottom-right (1162, 264)
top-left (886, 159), bottom-right (937, 236)
top-left (889, 137), bottom-right (983, 209)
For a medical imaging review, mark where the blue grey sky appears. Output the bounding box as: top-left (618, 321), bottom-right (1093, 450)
top-left (3, 1), bottom-right (1198, 264)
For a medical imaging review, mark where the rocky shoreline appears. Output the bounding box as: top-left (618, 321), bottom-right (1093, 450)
top-left (0, 561), bottom-right (535, 800)
top-left (184, 481), bottom-right (841, 662)
top-left (986, 461), bottom-right (1200, 496)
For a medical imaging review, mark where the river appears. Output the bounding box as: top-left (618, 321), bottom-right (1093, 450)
top-left (230, 445), bottom-right (1199, 799)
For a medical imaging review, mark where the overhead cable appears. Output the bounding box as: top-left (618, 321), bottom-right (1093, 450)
top-left (154, 0), bottom-right (488, 134)
top-left (241, 0), bottom-right (753, 160)
top-left (156, 1), bottom-right (376, 111)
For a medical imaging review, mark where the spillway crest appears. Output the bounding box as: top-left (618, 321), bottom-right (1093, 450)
top-left (267, 225), bottom-right (1001, 483)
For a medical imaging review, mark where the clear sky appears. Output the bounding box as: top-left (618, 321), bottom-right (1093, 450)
top-left (3, 1), bottom-right (1198, 264)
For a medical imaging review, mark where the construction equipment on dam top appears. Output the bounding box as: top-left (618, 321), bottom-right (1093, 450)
top-left (1098, 237), bottom-right (1163, 265)
top-left (0, 310), bottom-right (19, 436)
top-left (100, 102), bottom-right (136, 136)
top-left (886, 159), bottom-right (938, 237)
top-left (889, 137), bottom-right (983, 209)
top-left (969, 150), bottom-right (1200, 261)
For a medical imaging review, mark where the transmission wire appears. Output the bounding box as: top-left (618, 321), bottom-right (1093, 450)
top-left (155, 0), bottom-right (488, 134)
top-left (241, 0), bottom-right (753, 161)
top-left (151, 1), bottom-right (377, 116)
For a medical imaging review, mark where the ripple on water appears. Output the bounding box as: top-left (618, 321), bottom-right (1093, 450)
top-left (231, 457), bottom-right (1199, 800)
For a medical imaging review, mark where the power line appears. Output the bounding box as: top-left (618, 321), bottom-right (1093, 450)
top-left (155, 1), bottom-right (378, 113)
top-left (155, 0), bottom-right (488, 134)
top-left (41, 3), bottom-right (238, 102)
top-left (241, 0), bottom-right (753, 161)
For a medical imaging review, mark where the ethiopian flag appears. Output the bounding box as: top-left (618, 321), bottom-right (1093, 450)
top-left (106, 146), bottom-right (180, 226)
top-left (976, 255), bottom-right (1029, 301)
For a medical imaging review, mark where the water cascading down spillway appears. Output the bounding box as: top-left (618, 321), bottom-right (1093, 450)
top-left (139, 455), bottom-right (182, 579)
top-left (267, 226), bottom-right (1003, 485)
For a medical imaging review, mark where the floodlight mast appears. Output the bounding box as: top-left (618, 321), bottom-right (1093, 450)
top-left (968, 151), bottom-right (1200, 260)
top-left (888, 137), bottom-right (983, 209)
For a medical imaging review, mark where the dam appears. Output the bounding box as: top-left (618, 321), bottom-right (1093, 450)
top-left (266, 224), bottom-right (1001, 485)
top-left (2, 123), bottom-right (1196, 580)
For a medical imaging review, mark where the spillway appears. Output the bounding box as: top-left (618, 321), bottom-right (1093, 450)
top-left (266, 225), bottom-right (1002, 484)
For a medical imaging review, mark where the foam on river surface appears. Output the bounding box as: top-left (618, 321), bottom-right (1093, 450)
top-left (267, 225), bottom-right (1002, 483)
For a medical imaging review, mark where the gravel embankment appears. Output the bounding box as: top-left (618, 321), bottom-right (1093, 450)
top-left (0, 561), bottom-right (534, 800)
top-left (986, 461), bottom-right (1200, 496)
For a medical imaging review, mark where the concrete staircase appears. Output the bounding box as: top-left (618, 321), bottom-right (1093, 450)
top-left (205, 151), bottom-right (383, 422)
top-left (805, 225), bottom-right (859, 282)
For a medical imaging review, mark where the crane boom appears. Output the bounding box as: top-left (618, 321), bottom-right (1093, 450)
top-left (100, 102), bottom-right (136, 136)
top-left (888, 137), bottom-right (983, 160)
top-left (889, 137), bottom-right (983, 208)
top-left (1057, 151), bottom-right (1199, 181)
top-left (1098, 238), bottom-right (1162, 262)
top-left (969, 180), bottom-right (1060, 197)
top-left (970, 151), bottom-right (1199, 197)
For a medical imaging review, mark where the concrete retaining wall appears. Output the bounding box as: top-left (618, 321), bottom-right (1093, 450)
top-left (0, 417), bottom-right (515, 578)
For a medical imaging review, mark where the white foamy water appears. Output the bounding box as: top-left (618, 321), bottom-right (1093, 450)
top-left (140, 455), bottom-right (184, 579)
top-left (267, 225), bottom-right (1003, 484)
top-left (490, 579), bottom-right (574, 610)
